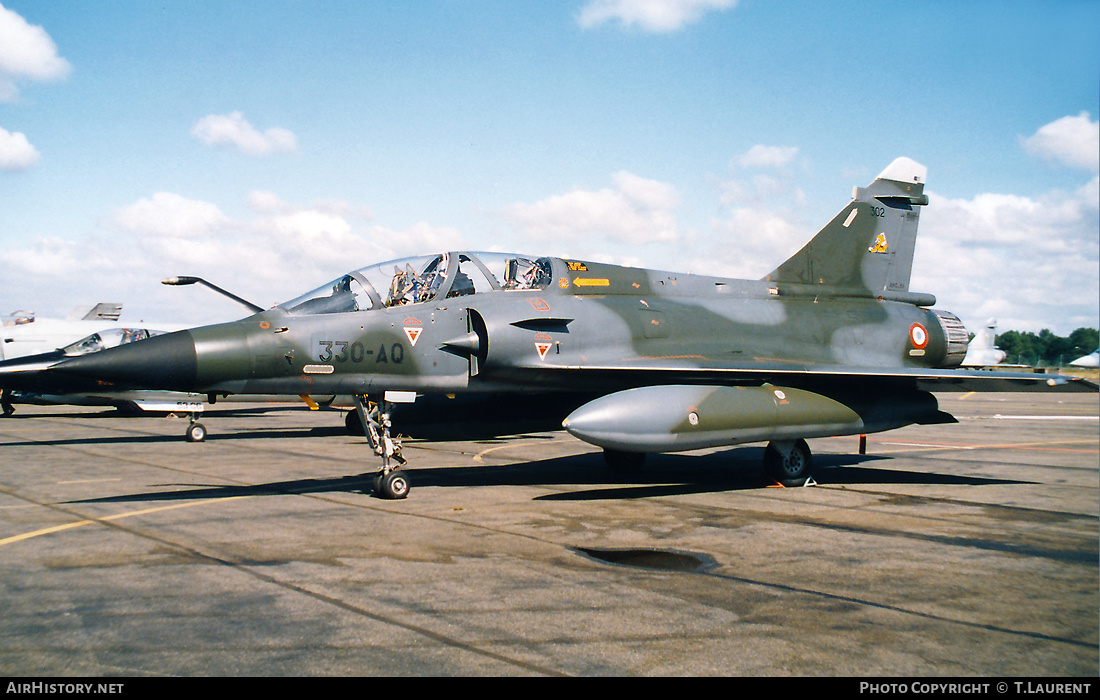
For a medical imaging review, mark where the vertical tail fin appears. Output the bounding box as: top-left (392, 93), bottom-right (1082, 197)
top-left (766, 157), bottom-right (929, 299)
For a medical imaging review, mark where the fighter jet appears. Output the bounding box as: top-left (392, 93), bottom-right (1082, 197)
top-left (1, 303), bottom-right (125, 361)
top-left (1070, 350), bottom-right (1099, 368)
top-left (46, 158), bottom-right (1097, 498)
top-left (960, 318), bottom-right (1007, 367)
top-left (0, 325), bottom-right (177, 415)
top-left (0, 277), bottom-right (264, 415)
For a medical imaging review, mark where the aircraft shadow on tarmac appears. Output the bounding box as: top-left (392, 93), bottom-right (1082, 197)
top-left (65, 446), bottom-right (1033, 506)
top-left (0, 424), bottom-right (350, 448)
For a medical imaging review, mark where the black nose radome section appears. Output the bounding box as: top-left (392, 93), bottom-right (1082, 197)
top-left (53, 330), bottom-right (198, 391)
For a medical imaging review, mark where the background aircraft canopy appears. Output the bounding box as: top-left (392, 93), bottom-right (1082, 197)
top-left (280, 252), bottom-right (554, 316)
top-left (60, 328), bottom-right (165, 356)
top-left (2, 311), bottom-right (35, 327)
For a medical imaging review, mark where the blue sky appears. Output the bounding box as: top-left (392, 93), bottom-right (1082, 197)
top-left (1, 0), bottom-right (1097, 336)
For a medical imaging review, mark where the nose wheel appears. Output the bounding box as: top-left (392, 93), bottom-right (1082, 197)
top-left (373, 470), bottom-right (410, 499)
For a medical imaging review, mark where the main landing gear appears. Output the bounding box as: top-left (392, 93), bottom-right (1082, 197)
top-left (353, 395), bottom-right (409, 499)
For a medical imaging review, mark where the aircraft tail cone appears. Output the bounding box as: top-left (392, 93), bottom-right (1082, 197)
top-left (52, 329), bottom-right (198, 391)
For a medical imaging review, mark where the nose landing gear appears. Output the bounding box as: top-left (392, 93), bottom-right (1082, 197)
top-left (353, 395), bottom-right (409, 499)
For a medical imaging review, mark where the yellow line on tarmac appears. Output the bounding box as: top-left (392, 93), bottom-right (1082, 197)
top-left (0, 496), bottom-right (245, 548)
top-left (57, 478), bottom-right (121, 485)
top-left (473, 438), bottom-right (578, 463)
top-left (474, 443), bottom-right (527, 463)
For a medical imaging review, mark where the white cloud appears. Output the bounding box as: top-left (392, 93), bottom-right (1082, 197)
top-left (717, 148), bottom-right (807, 218)
top-left (247, 190), bottom-right (374, 220)
top-left (0, 190), bottom-right (464, 325)
top-left (110, 192), bottom-right (230, 239)
top-left (0, 3), bottom-right (71, 101)
top-left (0, 125), bottom-right (38, 169)
top-left (367, 222), bottom-right (466, 259)
top-left (1021, 112), bottom-right (1099, 173)
top-left (718, 145), bottom-right (807, 214)
top-left (0, 236), bottom-right (92, 277)
top-left (246, 190), bottom-right (289, 215)
top-left (709, 206), bottom-right (809, 280)
top-left (268, 210), bottom-right (356, 253)
top-left (191, 111), bottom-right (298, 156)
top-left (915, 178), bottom-right (1099, 334)
top-left (496, 171), bottom-right (681, 245)
top-left (578, 0), bottom-right (738, 32)
top-left (734, 145), bottom-right (799, 170)
top-left (719, 173), bottom-right (807, 208)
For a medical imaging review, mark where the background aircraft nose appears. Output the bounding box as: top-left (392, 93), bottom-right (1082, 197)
top-left (53, 329), bottom-right (198, 391)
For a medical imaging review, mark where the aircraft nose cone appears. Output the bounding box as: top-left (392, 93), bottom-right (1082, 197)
top-left (53, 330), bottom-right (198, 391)
top-left (0, 350), bottom-right (67, 392)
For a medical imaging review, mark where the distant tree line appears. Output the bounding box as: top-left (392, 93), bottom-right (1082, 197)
top-left (994, 327), bottom-right (1099, 367)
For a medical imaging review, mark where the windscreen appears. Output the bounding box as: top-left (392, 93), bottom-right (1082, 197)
top-left (281, 274), bottom-right (374, 315)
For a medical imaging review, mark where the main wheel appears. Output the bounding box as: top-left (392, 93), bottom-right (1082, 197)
top-left (764, 439), bottom-right (813, 487)
top-left (185, 421), bottom-right (207, 442)
top-left (373, 470), bottom-right (410, 499)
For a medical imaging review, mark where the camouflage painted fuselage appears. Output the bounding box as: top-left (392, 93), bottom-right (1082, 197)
top-left (46, 158), bottom-right (1094, 459)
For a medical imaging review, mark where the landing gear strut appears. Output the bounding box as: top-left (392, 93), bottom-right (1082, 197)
top-left (184, 403), bottom-right (207, 442)
top-left (354, 395), bottom-right (409, 499)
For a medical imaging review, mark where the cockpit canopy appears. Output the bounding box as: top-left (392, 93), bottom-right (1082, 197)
top-left (2, 311), bottom-right (35, 327)
top-left (279, 252), bottom-right (554, 316)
